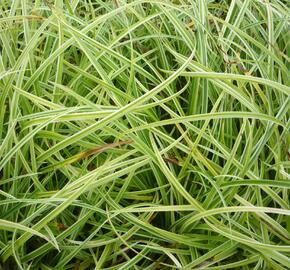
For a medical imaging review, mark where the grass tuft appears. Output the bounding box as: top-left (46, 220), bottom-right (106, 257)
top-left (0, 0), bottom-right (289, 269)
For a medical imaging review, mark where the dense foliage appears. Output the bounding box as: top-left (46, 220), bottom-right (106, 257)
top-left (0, 0), bottom-right (289, 269)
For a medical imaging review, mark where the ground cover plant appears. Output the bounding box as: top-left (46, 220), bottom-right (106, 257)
top-left (0, 0), bottom-right (289, 269)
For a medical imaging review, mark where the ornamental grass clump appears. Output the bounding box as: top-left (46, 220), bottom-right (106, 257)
top-left (0, 0), bottom-right (289, 269)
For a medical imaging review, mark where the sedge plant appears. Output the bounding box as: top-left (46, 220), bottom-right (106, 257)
top-left (0, 0), bottom-right (289, 269)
